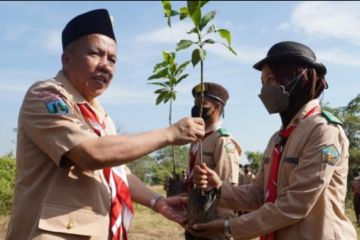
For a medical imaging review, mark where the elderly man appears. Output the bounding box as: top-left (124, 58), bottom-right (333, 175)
top-left (6, 9), bottom-right (204, 240)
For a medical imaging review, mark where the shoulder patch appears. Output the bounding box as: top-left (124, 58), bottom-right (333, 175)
top-left (224, 142), bottom-right (236, 153)
top-left (218, 128), bottom-right (229, 137)
top-left (44, 97), bottom-right (69, 114)
top-left (321, 110), bottom-right (343, 126)
top-left (322, 144), bottom-right (340, 166)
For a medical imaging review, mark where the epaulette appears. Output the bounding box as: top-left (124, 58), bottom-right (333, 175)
top-left (321, 110), bottom-right (344, 126)
top-left (218, 127), bottom-right (230, 137)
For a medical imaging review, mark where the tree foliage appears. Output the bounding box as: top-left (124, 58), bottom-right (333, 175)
top-left (323, 94), bottom-right (360, 190)
top-left (127, 145), bottom-right (189, 185)
top-left (245, 151), bottom-right (263, 173)
top-left (0, 154), bottom-right (16, 216)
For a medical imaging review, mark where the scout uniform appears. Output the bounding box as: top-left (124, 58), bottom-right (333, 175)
top-left (6, 9), bottom-right (133, 240)
top-left (218, 99), bottom-right (357, 240)
top-left (238, 171), bottom-right (255, 185)
top-left (186, 83), bottom-right (242, 240)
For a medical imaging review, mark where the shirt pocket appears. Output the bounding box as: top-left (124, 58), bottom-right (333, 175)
top-left (280, 157), bottom-right (299, 187)
top-left (38, 204), bottom-right (101, 237)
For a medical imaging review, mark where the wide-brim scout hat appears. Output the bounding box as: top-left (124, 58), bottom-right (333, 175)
top-left (253, 41), bottom-right (327, 76)
top-left (62, 9), bottom-right (116, 49)
top-left (192, 82), bottom-right (229, 105)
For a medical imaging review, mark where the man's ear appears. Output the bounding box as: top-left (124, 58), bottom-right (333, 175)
top-left (61, 51), bottom-right (72, 70)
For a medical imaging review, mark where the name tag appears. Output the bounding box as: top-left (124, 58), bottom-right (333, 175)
top-left (283, 157), bottom-right (299, 164)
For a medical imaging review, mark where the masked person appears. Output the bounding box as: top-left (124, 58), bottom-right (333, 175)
top-left (6, 9), bottom-right (205, 240)
top-left (189, 41), bottom-right (357, 240)
top-left (185, 82), bottom-right (242, 240)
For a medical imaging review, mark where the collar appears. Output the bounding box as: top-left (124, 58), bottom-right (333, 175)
top-left (205, 121), bottom-right (222, 134)
top-left (55, 71), bottom-right (107, 119)
top-left (286, 99), bottom-right (320, 128)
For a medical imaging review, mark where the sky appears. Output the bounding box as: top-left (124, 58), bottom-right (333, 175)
top-left (0, 1), bottom-right (359, 163)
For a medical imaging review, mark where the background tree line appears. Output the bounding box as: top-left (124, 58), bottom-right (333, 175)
top-left (1, 94), bottom-right (359, 215)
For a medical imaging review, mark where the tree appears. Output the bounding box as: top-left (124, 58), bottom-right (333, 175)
top-left (148, 51), bottom-right (190, 177)
top-left (245, 151), bottom-right (263, 173)
top-left (0, 155), bottom-right (16, 215)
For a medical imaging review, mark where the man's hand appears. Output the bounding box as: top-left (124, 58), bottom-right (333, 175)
top-left (186, 219), bottom-right (224, 238)
top-left (168, 117), bottom-right (205, 145)
top-left (154, 196), bottom-right (187, 226)
top-left (193, 163), bottom-right (222, 191)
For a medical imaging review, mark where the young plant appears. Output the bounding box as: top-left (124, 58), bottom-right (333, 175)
top-left (162, 0), bottom-right (236, 164)
top-left (148, 51), bottom-right (190, 179)
top-left (161, 0), bottom-right (237, 230)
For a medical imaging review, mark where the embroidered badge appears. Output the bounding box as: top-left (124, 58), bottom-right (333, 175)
top-left (225, 142), bottom-right (236, 153)
top-left (44, 97), bottom-right (69, 114)
top-left (322, 144), bottom-right (339, 166)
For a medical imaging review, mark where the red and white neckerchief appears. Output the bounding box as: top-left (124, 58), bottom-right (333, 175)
top-left (260, 105), bottom-right (320, 240)
top-left (78, 103), bottom-right (134, 240)
top-left (185, 122), bottom-right (222, 190)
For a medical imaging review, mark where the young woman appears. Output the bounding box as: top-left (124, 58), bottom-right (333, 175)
top-left (189, 41), bottom-right (357, 240)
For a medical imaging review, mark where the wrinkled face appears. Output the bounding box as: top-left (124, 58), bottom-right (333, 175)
top-left (62, 34), bottom-right (117, 102)
top-left (260, 64), bottom-right (277, 87)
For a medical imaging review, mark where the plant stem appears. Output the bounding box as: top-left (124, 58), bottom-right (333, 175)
top-left (198, 31), bottom-right (204, 165)
top-left (169, 88), bottom-right (176, 176)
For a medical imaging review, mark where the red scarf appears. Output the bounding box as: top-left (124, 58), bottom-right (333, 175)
top-left (78, 103), bottom-right (134, 240)
top-left (261, 106), bottom-right (320, 240)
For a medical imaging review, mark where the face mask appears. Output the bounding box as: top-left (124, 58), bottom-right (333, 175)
top-left (258, 70), bottom-right (306, 114)
top-left (191, 105), bottom-right (212, 120)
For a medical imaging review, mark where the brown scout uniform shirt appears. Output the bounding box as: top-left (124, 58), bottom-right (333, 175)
top-left (218, 99), bottom-right (357, 240)
top-left (6, 71), bottom-right (123, 240)
top-left (238, 172), bottom-right (255, 185)
top-left (193, 122), bottom-right (242, 222)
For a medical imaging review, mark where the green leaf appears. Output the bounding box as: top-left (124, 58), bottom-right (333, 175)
top-left (200, 0), bottom-right (209, 7)
top-left (156, 92), bottom-right (166, 105)
top-left (162, 1), bottom-right (172, 27)
top-left (179, 7), bottom-right (188, 20)
top-left (176, 40), bottom-right (193, 51)
top-left (153, 61), bottom-right (167, 72)
top-left (174, 61), bottom-right (190, 76)
top-left (199, 11), bottom-right (216, 30)
top-left (148, 82), bottom-right (167, 87)
top-left (148, 68), bottom-right (168, 80)
top-left (187, 27), bottom-right (199, 34)
top-left (187, 1), bottom-right (201, 27)
top-left (191, 48), bottom-right (205, 67)
top-left (170, 10), bottom-right (179, 16)
top-left (207, 24), bottom-right (217, 34)
top-left (218, 29), bottom-right (232, 47)
top-left (203, 39), bottom-right (215, 44)
top-left (176, 74), bottom-right (189, 84)
top-left (162, 51), bottom-right (174, 64)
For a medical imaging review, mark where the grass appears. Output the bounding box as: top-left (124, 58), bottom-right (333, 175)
top-left (1, 186), bottom-right (359, 240)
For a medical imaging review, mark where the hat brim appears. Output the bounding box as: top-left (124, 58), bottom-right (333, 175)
top-left (253, 53), bottom-right (327, 75)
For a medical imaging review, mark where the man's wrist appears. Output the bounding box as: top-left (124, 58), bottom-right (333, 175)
top-left (150, 195), bottom-right (164, 211)
top-left (223, 218), bottom-right (232, 237)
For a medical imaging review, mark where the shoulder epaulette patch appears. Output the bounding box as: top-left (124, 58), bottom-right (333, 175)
top-left (44, 97), bottom-right (69, 114)
top-left (321, 110), bottom-right (343, 126)
top-left (218, 128), bottom-right (229, 137)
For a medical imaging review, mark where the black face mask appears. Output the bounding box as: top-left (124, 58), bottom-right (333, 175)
top-left (191, 105), bottom-right (212, 120)
top-left (258, 70), bottom-right (306, 114)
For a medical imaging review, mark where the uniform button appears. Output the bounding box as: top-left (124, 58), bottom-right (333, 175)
top-left (66, 221), bottom-right (74, 230)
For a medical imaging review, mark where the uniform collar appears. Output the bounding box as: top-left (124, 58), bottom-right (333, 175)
top-left (55, 71), bottom-right (107, 120)
top-left (286, 99), bottom-right (320, 128)
top-left (206, 121), bottom-right (222, 134)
